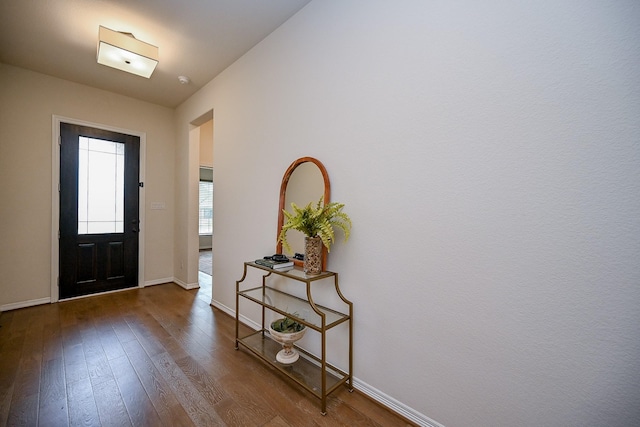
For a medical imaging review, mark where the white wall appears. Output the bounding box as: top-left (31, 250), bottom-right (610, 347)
top-left (0, 63), bottom-right (176, 308)
top-left (178, 1), bottom-right (640, 426)
top-left (199, 119), bottom-right (214, 250)
top-left (199, 119), bottom-right (214, 168)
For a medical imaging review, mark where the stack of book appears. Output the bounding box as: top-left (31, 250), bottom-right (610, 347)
top-left (254, 258), bottom-right (294, 271)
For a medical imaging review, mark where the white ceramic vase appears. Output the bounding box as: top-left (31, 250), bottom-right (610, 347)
top-left (268, 325), bottom-right (307, 364)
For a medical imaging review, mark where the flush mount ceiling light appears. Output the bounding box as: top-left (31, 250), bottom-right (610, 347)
top-left (97, 26), bottom-right (158, 78)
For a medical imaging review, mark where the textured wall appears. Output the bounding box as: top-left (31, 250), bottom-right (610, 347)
top-left (176, 1), bottom-right (640, 425)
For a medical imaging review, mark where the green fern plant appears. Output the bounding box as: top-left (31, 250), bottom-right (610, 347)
top-left (278, 197), bottom-right (352, 253)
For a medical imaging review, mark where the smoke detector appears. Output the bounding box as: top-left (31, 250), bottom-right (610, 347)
top-left (178, 75), bottom-right (191, 85)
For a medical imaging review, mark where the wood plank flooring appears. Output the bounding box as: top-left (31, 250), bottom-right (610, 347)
top-left (0, 282), bottom-right (414, 426)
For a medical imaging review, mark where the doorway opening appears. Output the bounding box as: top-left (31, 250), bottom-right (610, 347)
top-left (193, 112), bottom-right (214, 300)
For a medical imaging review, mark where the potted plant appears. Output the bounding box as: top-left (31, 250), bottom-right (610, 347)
top-left (278, 197), bottom-right (352, 274)
top-left (269, 313), bottom-right (307, 364)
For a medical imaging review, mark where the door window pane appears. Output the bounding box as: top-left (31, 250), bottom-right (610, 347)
top-left (78, 137), bottom-right (124, 234)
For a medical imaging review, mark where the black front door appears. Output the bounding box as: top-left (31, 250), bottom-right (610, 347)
top-left (59, 123), bottom-right (140, 299)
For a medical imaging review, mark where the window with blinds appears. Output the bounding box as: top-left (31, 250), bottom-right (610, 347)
top-left (199, 168), bottom-right (213, 235)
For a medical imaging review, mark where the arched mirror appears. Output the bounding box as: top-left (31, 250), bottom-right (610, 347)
top-left (276, 157), bottom-right (330, 271)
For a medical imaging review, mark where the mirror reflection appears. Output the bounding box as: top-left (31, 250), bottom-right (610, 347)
top-left (283, 162), bottom-right (324, 256)
top-left (276, 157), bottom-right (330, 269)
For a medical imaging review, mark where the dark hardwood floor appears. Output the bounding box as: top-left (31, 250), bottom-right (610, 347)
top-left (0, 282), bottom-right (413, 426)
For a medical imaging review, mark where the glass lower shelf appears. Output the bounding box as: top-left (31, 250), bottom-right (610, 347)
top-left (237, 330), bottom-right (349, 399)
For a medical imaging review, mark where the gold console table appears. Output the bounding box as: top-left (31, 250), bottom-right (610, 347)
top-left (235, 262), bottom-right (353, 414)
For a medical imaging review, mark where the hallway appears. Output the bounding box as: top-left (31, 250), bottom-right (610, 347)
top-left (0, 283), bottom-right (411, 426)
top-left (198, 249), bottom-right (212, 300)
top-left (199, 249), bottom-right (212, 276)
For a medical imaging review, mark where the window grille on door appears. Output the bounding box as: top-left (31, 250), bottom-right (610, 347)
top-left (77, 137), bottom-right (125, 234)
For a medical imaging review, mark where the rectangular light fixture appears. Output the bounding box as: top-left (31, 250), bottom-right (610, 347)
top-left (97, 26), bottom-right (158, 78)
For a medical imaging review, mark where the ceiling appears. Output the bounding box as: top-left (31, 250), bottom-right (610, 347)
top-left (0, 0), bottom-right (312, 108)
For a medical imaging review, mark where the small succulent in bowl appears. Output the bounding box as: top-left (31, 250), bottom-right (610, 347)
top-left (269, 312), bottom-right (307, 364)
top-left (270, 313), bottom-right (305, 333)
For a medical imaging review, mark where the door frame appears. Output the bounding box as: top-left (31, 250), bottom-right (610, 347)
top-left (51, 115), bottom-right (146, 303)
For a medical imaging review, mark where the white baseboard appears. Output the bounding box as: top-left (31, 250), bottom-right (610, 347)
top-left (1, 297), bottom-right (51, 312)
top-left (211, 298), bottom-right (441, 427)
top-left (2, 280), bottom-right (174, 311)
top-left (353, 378), bottom-right (443, 427)
top-left (144, 277), bottom-right (175, 287)
top-left (2, 280), bottom-right (195, 312)
top-left (3, 289), bottom-right (440, 426)
top-left (210, 299), bottom-right (234, 317)
top-left (210, 299), bottom-right (261, 330)
top-left (173, 277), bottom-right (200, 290)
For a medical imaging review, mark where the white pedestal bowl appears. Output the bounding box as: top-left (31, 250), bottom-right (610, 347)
top-left (268, 326), bottom-right (307, 364)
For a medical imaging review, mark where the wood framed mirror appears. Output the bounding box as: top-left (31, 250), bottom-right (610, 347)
top-left (276, 157), bottom-right (330, 271)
